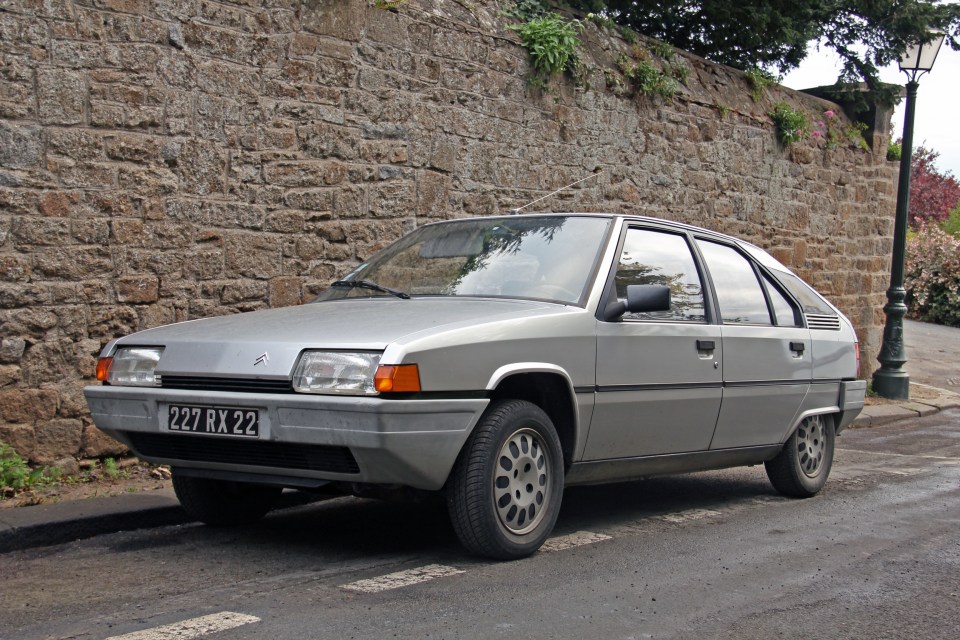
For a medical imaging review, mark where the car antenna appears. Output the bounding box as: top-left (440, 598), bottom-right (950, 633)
top-left (508, 169), bottom-right (603, 215)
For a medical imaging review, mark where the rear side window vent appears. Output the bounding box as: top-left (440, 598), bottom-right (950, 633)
top-left (806, 313), bottom-right (841, 331)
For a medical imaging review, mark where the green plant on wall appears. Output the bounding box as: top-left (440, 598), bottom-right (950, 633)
top-left (811, 109), bottom-right (868, 151)
top-left (502, 0), bottom-right (547, 20)
top-left (769, 101), bottom-right (810, 146)
top-left (509, 13), bottom-right (583, 85)
top-left (745, 67), bottom-right (776, 102)
top-left (887, 138), bottom-right (903, 161)
top-left (649, 40), bottom-right (674, 61)
top-left (618, 55), bottom-right (678, 99)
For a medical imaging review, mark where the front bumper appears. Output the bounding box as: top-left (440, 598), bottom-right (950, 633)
top-left (84, 385), bottom-right (489, 491)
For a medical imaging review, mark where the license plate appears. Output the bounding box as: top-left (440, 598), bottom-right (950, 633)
top-left (167, 405), bottom-right (259, 437)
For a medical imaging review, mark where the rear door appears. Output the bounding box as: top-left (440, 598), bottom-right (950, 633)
top-left (585, 227), bottom-right (723, 460)
top-left (694, 239), bottom-right (812, 449)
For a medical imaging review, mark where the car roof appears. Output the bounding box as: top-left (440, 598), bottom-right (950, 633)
top-left (425, 212), bottom-right (748, 247)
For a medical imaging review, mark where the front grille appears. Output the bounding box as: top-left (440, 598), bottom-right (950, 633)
top-left (127, 432), bottom-right (360, 474)
top-left (805, 313), bottom-right (841, 331)
top-left (160, 375), bottom-right (293, 394)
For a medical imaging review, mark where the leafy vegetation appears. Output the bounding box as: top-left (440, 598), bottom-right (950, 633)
top-left (509, 12), bottom-right (584, 84)
top-left (906, 224), bottom-right (960, 327)
top-left (745, 68), bottom-right (776, 102)
top-left (502, 0), bottom-right (548, 20)
top-left (811, 109), bottom-right (869, 150)
top-left (1, 442), bottom-right (46, 495)
top-left (908, 146), bottom-right (960, 227)
top-left (769, 102), bottom-right (810, 146)
top-left (617, 55), bottom-right (679, 98)
top-left (566, 1), bottom-right (960, 96)
top-left (942, 204), bottom-right (960, 236)
top-left (887, 138), bottom-right (903, 161)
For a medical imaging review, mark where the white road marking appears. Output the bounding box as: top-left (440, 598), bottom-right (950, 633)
top-left (839, 448), bottom-right (959, 461)
top-left (105, 612), bottom-right (260, 640)
top-left (540, 530), bottom-right (612, 552)
top-left (341, 564), bottom-right (465, 594)
top-left (661, 508), bottom-right (722, 524)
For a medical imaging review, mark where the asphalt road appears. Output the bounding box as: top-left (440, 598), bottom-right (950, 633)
top-left (904, 318), bottom-right (960, 393)
top-left (2, 410), bottom-right (959, 640)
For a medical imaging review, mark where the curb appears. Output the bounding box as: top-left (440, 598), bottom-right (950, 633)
top-left (852, 384), bottom-right (960, 429)
top-left (0, 489), bottom-right (186, 554)
top-left (0, 489), bottom-right (328, 554)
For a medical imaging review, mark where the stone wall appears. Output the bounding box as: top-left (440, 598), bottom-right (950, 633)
top-left (0, 0), bottom-right (897, 465)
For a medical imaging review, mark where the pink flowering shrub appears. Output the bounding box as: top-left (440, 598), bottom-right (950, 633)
top-left (905, 224), bottom-right (960, 327)
top-left (813, 110), bottom-right (869, 151)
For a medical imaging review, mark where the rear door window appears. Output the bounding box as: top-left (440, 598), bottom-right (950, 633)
top-left (696, 240), bottom-right (771, 325)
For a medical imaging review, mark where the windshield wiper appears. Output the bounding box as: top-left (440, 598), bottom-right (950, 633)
top-left (330, 279), bottom-right (411, 300)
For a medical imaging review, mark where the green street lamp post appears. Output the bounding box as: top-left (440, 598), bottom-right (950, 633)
top-left (872, 32), bottom-right (946, 400)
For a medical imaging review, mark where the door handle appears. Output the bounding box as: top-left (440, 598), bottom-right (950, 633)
top-left (697, 339), bottom-right (716, 351)
top-left (790, 341), bottom-right (805, 353)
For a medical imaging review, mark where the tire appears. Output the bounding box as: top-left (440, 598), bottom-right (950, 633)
top-left (765, 414), bottom-right (835, 498)
top-left (447, 399), bottom-right (564, 560)
top-left (172, 471), bottom-right (282, 526)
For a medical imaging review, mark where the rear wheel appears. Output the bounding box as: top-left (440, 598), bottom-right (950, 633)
top-left (172, 471), bottom-right (281, 526)
top-left (447, 399), bottom-right (564, 560)
top-left (765, 414), bottom-right (835, 498)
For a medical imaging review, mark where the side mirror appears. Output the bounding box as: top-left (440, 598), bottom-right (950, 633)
top-left (603, 284), bottom-right (671, 321)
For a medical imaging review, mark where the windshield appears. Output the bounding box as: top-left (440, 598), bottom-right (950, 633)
top-left (316, 216), bottom-right (613, 305)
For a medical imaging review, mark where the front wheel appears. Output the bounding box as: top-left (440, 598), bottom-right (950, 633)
top-left (765, 414), bottom-right (835, 498)
top-left (172, 471), bottom-right (282, 526)
top-left (447, 399), bottom-right (564, 560)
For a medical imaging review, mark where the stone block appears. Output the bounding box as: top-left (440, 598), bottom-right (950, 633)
top-left (0, 364), bottom-right (21, 387)
top-left (0, 388), bottom-right (60, 423)
top-left (221, 279), bottom-right (269, 303)
top-left (302, 0), bottom-right (365, 41)
top-left (0, 423), bottom-right (35, 459)
top-left (267, 160), bottom-right (346, 187)
top-left (417, 170), bottom-right (451, 218)
top-left (104, 133), bottom-right (162, 163)
top-left (269, 276), bottom-right (303, 307)
top-left (0, 338), bottom-right (27, 364)
top-left (32, 246), bottom-right (113, 280)
top-left (81, 425), bottom-right (128, 458)
top-left (224, 234), bottom-right (282, 279)
top-left (0, 121), bottom-right (43, 169)
top-left (0, 256), bottom-right (31, 282)
top-left (37, 68), bottom-right (85, 125)
top-left (115, 276), bottom-right (159, 304)
top-left (176, 139), bottom-right (225, 195)
top-left (265, 210), bottom-right (305, 233)
top-left (284, 188), bottom-right (334, 211)
top-left (33, 418), bottom-right (82, 464)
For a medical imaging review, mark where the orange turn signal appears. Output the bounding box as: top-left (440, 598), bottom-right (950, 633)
top-left (96, 357), bottom-right (113, 382)
top-left (374, 364), bottom-right (421, 393)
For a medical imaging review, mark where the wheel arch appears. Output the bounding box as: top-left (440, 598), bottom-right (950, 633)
top-left (486, 364), bottom-right (579, 468)
top-left (783, 407), bottom-right (840, 443)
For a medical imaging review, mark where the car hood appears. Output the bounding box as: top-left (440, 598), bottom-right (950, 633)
top-left (110, 298), bottom-right (566, 379)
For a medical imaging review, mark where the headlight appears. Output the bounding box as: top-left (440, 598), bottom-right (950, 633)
top-left (293, 351), bottom-right (382, 395)
top-left (98, 347), bottom-right (163, 387)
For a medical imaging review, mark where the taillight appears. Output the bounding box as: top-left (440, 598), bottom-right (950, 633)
top-left (854, 341), bottom-right (861, 378)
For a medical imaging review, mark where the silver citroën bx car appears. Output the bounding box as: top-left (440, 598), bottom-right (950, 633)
top-left (85, 214), bottom-right (866, 559)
